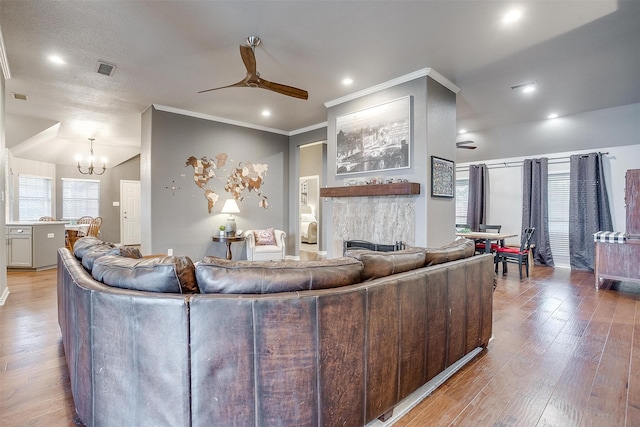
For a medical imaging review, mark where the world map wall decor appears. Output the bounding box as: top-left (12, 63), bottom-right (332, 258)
top-left (185, 154), bottom-right (269, 213)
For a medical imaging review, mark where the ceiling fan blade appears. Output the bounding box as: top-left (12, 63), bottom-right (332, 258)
top-left (456, 140), bottom-right (477, 149)
top-left (197, 79), bottom-right (248, 94)
top-left (258, 77), bottom-right (309, 100)
top-left (240, 45), bottom-right (257, 78)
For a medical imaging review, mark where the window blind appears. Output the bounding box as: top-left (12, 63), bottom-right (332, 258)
top-left (18, 174), bottom-right (52, 221)
top-left (62, 178), bottom-right (100, 219)
top-left (455, 178), bottom-right (469, 225)
top-left (548, 172), bottom-right (570, 267)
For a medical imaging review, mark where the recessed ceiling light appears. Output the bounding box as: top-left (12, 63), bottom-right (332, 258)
top-left (511, 81), bottom-right (537, 93)
top-left (502, 9), bottom-right (523, 24)
top-left (458, 129), bottom-right (467, 134)
top-left (48, 55), bottom-right (66, 65)
top-left (342, 78), bottom-right (354, 86)
top-left (547, 113), bottom-right (559, 119)
top-left (261, 110), bottom-right (271, 117)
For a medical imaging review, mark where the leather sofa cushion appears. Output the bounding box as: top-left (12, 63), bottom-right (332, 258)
top-left (81, 243), bottom-right (117, 271)
top-left (73, 236), bottom-right (105, 259)
top-left (345, 247), bottom-right (427, 281)
top-left (196, 257), bottom-right (363, 294)
top-left (425, 238), bottom-right (475, 266)
top-left (92, 255), bottom-right (198, 293)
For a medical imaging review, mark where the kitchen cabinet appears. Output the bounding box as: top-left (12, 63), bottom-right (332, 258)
top-left (6, 222), bottom-right (66, 269)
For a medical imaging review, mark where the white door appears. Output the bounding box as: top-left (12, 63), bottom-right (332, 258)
top-left (120, 180), bottom-right (141, 245)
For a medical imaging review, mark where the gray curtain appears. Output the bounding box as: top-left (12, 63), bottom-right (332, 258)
top-left (522, 158), bottom-right (554, 266)
top-left (466, 164), bottom-right (488, 231)
top-left (569, 152), bottom-right (613, 271)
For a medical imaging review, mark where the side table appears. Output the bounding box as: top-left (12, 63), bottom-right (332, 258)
top-left (211, 235), bottom-right (245, 260)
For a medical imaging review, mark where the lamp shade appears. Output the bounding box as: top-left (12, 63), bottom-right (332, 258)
top-left (221, 199), bottom-right (240, 214)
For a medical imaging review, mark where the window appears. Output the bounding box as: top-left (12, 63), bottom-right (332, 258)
top-left (62, 178), bottom-right (100, 219)
top-left (548, 172), bottom-right (570, 267)
top-left (455, 178), bottom-right (469, 225)
top-left (18, 175), bottom-right (52, 220)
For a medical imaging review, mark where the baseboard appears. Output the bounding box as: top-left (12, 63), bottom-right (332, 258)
top-left (365, 347), bottom-right (484, 426)
top-left (0, 287), bottom-right (10, 306)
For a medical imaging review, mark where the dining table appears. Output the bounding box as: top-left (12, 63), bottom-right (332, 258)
top-left (454, 231), bottom-right (518, 253)
top-left (65, 223), bottom-right (90, 251)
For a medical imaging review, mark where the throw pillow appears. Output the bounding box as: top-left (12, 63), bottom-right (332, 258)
top-left (254, 228), bottom-right (276, 246)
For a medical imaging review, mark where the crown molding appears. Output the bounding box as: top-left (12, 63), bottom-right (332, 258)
top-left (153, 104), bottom-right (290, 136)
top-left (289, 121), bottom-right (328, 136)
top-left (324, 68), bottom-right (459, 108)
top-left (0, 26), bottom-right (12, 79)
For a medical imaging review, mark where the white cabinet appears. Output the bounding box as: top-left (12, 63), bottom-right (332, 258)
top-left (6, 222), bottom-right (66, 269)
top-left (7, 226), bottom-right (33, 267)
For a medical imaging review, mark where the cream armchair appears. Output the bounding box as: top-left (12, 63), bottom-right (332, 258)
top-left (245, 229), bottom-right (287, 261)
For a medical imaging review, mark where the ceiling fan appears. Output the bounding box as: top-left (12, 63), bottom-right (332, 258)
top-left (456, 140), bottom-right (477, 149)
top-left (198, 36), bottom-right (309, 100)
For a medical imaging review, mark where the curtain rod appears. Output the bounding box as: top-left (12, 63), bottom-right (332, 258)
top-left (455, 151), bottom-right (610, 170)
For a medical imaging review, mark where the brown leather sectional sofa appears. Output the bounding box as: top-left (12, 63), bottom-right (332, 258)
top-left (57, 237), bottom-right (494, 427)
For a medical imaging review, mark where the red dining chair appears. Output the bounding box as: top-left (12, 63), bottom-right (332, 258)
top-left (494, 227), bottom-right (535, 279)
top-left (475, 224), bottom-right (502, 253)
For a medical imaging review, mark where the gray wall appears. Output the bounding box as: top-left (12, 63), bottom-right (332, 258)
top-left (142, 107), bottom-right (289, 260)
top-left (456, 103), bottom-right (640, 164)
top-left (323, 75), bottom-right (456, 257)
top-left (55, 155), bottom-right (141, 243)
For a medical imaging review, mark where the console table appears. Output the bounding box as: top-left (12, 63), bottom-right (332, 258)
top-left (594, 169), bottom-right (640, 289)
top-left (211, 235), bottom-right (245, 260)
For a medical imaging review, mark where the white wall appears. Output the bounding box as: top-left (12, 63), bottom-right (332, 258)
top-left (7, 153), bottom-right (57, 221)
top-left (457, 144), bottom-right (640, 247)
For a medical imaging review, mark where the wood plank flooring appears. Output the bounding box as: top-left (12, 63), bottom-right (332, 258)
top-left (1, 265), bottom-right (639, 426)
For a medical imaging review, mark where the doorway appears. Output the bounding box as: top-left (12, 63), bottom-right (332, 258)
top-left (299, 142), bottom-right (326, 255)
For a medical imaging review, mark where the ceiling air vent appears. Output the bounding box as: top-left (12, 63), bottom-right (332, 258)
top-left (12, 92), bottom-right (28, 101)
top-left (96, 61), bottom-right (116, 77)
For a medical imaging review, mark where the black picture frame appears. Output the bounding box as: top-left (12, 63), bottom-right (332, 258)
top-left (431, 156), bottom-right (454, 198)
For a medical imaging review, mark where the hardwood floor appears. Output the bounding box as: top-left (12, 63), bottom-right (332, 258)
top-left (1, 265), bottom-right (639, 426)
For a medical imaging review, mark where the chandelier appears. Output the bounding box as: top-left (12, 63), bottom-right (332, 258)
top-left (77, 138), bottom-right (106, 175)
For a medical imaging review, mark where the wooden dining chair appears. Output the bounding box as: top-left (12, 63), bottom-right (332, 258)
top-left (77, 216), bottom-right (93, 224)
top-left (75, 216), bottom-right (94, 237)
top-left (475, 224), bottom-right (502, 253)
top-left (87, 217), bottom-right (103, 238)
top-left (494, 227), bottom-right (536, 279)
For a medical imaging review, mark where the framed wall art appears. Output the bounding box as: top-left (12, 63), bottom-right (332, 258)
top-left (431, 156), bottom-right (454, 198)
top-left (336, 96), bottom-right (411, 176)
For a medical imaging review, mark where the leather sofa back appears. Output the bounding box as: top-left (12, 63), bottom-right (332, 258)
top-left (59, 246), bottom-right (494, 427)
top-left (196, 256), bottom-right (363, 293)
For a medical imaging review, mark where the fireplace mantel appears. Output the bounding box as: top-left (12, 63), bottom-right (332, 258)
top-left (320, 182), bottom-right (420, 198)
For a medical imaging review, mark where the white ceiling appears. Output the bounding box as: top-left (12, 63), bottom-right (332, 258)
top-left (1, 1), bottom-right (639, 167)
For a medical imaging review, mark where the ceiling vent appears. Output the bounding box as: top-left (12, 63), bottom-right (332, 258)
top-left (96, 61), bottom-right (116, 77)
top-left (12, 92), bottom-right (28, 101)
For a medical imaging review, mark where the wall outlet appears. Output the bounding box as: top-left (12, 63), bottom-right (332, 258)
top-left (47, 233), bottom-right (55, 238)
top-left (167, 249), bottom-right (173, 256)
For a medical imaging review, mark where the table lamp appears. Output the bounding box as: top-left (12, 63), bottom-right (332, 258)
top-left (221, 199), bottom-right (240, 235)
